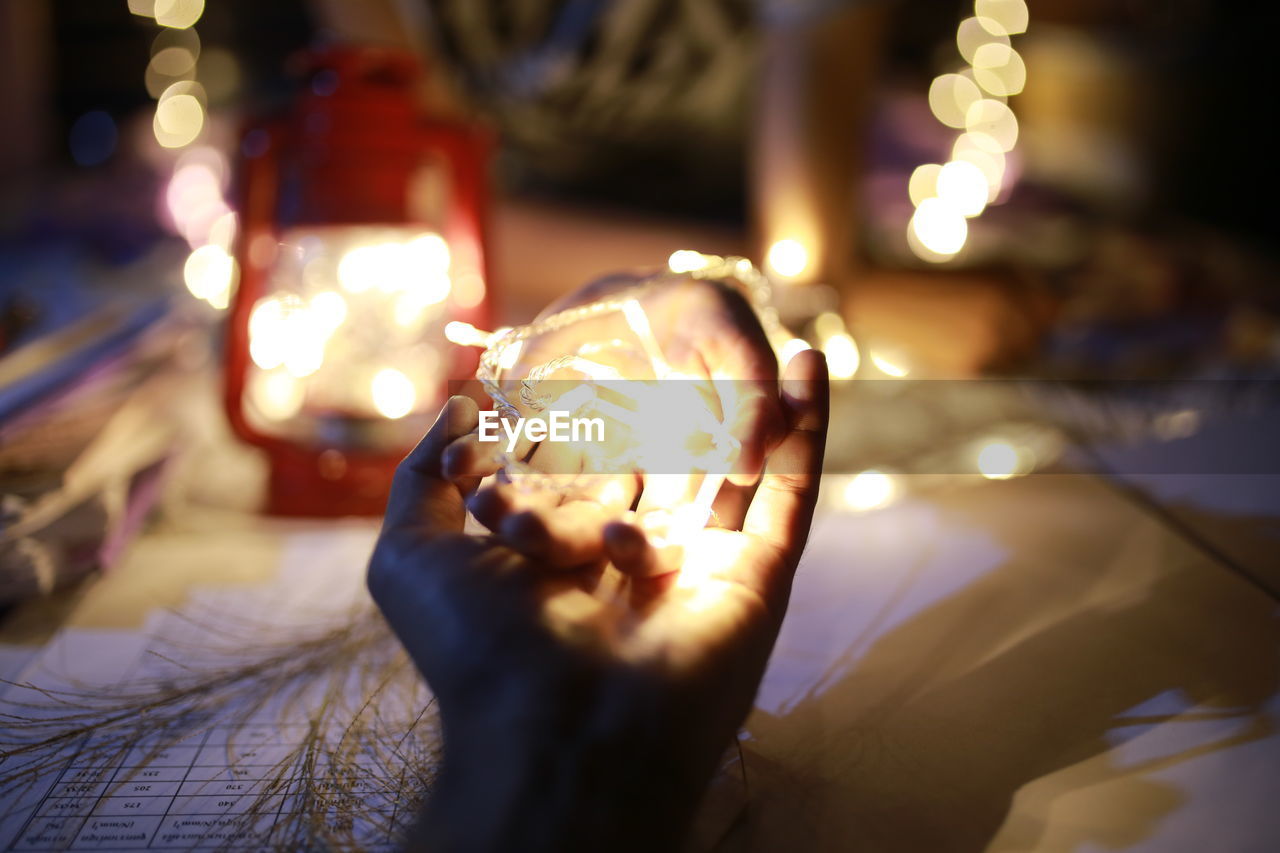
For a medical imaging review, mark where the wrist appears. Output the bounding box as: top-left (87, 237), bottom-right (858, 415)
top-left (413, 706), bottom-right (707, 852)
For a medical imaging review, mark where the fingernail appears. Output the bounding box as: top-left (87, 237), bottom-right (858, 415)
top-left (791, 351), bottom-right (828, 398)
top-left (605, 523), bottom-right (643, 558)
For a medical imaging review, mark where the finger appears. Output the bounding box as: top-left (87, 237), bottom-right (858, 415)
top-left (603, 520), bottom-right (665, 577)
top-left (442, 431), bottom-right (503, 486)
top-left (573, 473), bottom-right (641, 515)
top-left (384, 396), bottom-right (480, 538)
top-left (709, 481), bottom-right (755, 531)
top-left (500, 500), bottom-right (614, 568)
top-left (724, 384), bottom-right (785, 487)
top-left (742, 349), bottom-right (829, 577)
top-left (466, 476), bottom-right (559, 532)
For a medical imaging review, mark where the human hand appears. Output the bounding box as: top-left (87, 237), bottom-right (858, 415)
top-left (443, 272), bottom-right (785, 568)
top-left (367, 350), bottom-right (828, 852)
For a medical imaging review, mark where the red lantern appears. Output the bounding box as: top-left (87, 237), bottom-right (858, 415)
top-left (225, 47), bottom-right (491, 516)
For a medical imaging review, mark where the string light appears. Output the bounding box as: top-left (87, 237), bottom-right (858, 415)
top-left (843, 470), bottom-right (896, 512)
top-left (765, 239), bottom-right (810, 279)
top-left (909, 1), bottom-right (1029, 262)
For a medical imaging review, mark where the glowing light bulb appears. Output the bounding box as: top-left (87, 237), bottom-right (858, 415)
top-left (928, 73), bottom-right (984, 129)
top-left (371, 368), bottom-right (416, 419)
top-left (250, 369), bottom-right (304, 422)
top-left (936, 160), bottom-right (990, 217)
top-left (844, 470), bottom-right (896, 511)
top-left (667, 249), bottom-right (708, 273)
top-left (779, 337), bottom-right (812, 365)
top-left (766, 239), bottom-right (809, 279)
top-left (910, 198), bottom-right (968, 257)
top-left (909, 164), bottom-right (943, 206)
top-left (977, 440), bottom-right (1022, 479)
top-left (183, 244), bottom-right (236, 309)
top-left (965, 99), bottom-right (1019, 152)
top-left (956, 16), bottom-right (1009, 65)
top-left (951, 135), bottom-right (1007, 202)
top-left (153, 92), bottom-right (204, 148)
top-left (445, 321), bottom-right (491, 348)
top-left (976, 0), bottom-right (1028, 35)
top-left (337, 245), bottom-right (387, 293)
top-left (309, 291), bottom-right (347, 331)
top-left (406, 232), bottom-right (451, 274)
top-left (869, 350), bottom-right (910, 378)
top-left (154, 0), bottom-right (204, 29)
top-left (824, 334), bottom-right (860, 379)
top-left (973, 44), bottom-right (1026, 97)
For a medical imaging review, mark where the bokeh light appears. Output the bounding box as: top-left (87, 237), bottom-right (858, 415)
top-left (910, 198), bottom-right (968, 257)
top-left (972, 43), bottom-right (1026, 96)
top-left (956, 16), bottom-right (1009, 65)
top-left (977, 440), bottom-right (1029, 479)
top-left (928, 73), bottom-right (984, 129)
top-left (824, 334), bottom-right (860, 379)
top-left (183, 244), bottom-right (236, 309)
top-left (667, 249), bottom-right (709, 273)
top-left (936, 160), bottom-right (990, 217)
top-left (908, 163), bottom-right (943, 206)
top-left (964, 98), bottom-right (1019, 152)
top-left (371, 368), bottom-right (416, 419)
top-left (844, 470), bottom-right (896, 512)
top-left (766, 239), bottom-right (809, 278)
top-left (153, 83), bottom-right (205, 148)
top-left (154, 0), bottom-right (204, 30)
top-left (975, 0), bottom-right (1028, 35)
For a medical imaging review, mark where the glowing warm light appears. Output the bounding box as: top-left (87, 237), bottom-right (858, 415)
top-left (497, 338), bottom-right (524, 372)
top-left (406, 232), bottom-right (451, 273)
top-left (957, 17), bottom-right (1010, 65)
top-left (150, 46), bottom-right (197, 77)
top-left (154, 0), bottom-right (204, 29)
top-left (445, 321), bottom-right (491, 348)
top-left (250, 369), bottom-right (304, 422)
top-left (394, 278), bottom-right (450, 327)
top-left (128, 0), bottom-right (156, 17)
top-left (309, 291), bottom-right (348, 331)
top-left (337, 245), bottom-right (389, 293)
top-left (869, 351), bottom-right (910, 378)
top-left (910, 198), bottom-right (968, 257)
top-left (765, 239), bottom-right (809, 278)
top-left (338, 235), bottom-right (452, 299)
top-left (909, 164), bottom-right (943, 206)
top-left (164, 159), bottom-right (227, 245)
top-left (844, 470), bottom-right (896, 512)
top-left (778, 337), bottom-right (812, 365)
top-left (667, 249), bottom-right (709, 273)
top-left (371, 368), bottom-right (416, 419)
top-left (183, 244), bottom-right (236, 309)
top-left (453, 272), bottom-right (486, 309)
top-left (207, 211), bottom-right (237, 251)
top-left (280, 306), bottom-right (330, 379)
top-left (972, 43), bottom-right (1026, 96)
top-left (965, 99), bottom-right (1018, 152)
top-left (976, 0), bottom-right (1028, 35)
top-left (248, 298), bottom-right (288, 370)
top-left (153, 91), bottom-right (204, 148)
top-left (977, 440), bottom-right (1022, 479)
top-left (928, 73), bottom-right (983, 129)
top-left (810, 312), bottom-right (842, 342)
top-left (823, 333), bottom-right (860, 379)
top-left (936, 160), bottom-right (990, 217)
top-left (951, 135), bottom-right (1007, 201)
